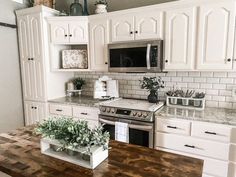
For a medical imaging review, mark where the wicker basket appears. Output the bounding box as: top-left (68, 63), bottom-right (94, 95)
top-left (34, 0), bottom-right (54, 8)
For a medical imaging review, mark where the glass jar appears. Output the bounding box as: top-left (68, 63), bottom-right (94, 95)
top-left (70, 0), bottom-right (83, 16)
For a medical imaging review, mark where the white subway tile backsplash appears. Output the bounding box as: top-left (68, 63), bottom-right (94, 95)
top-left (75, 71), bottom-right (236, 109)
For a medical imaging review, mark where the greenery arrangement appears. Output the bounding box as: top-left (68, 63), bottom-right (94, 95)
top-left (95, 0), bottom-right (108, 5)
top-left (166, 89), bottom-right (195, 98)
top-left (72, 77), bottom-right (86, 90)
top-left (194, 92), bottom-right (206, 99)
top-left (35, 117), bottom-right (110, 154)
top-left (140, 77), bottom-right (165, 92)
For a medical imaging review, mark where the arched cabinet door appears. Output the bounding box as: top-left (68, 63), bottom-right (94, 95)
top-left (111, 16), bottom-right (135, 42)
top-left (17, 15), bottom-right (34, 100)
top-left (69, 21), bottom-right (88, 44)
top-left (28, 13), bottom-right (47, 102)
top-left (164, 7), bottom-right (197, 71)
top-left (50, 22), bottom-right (69, 44)
top-left (135, 11), bottom-right (163, 40)
top-left (90, 19), bottom-right (109, 71)
top-left (197, 2), bottom-right (235, 70)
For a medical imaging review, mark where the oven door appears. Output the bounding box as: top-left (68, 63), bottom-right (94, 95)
top-left (99, 115), bottom-right (154, 148)
top-left (108, 40), bottom-right (163, 73)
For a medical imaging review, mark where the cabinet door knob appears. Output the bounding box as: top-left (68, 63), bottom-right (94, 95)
top-left (105, 62), bottom-right (108, 65)
top-left (130, 31), bottom-right (133, 34)
top-left (31, 106), bottom-right (34, 109)
top-left (227, 58), bottom-right (231, 62)
top-left (135, 31), bottom-right (138, 34)
top-left (31, 58), bottom-right (34, 60)
top-left (34, 107), bottom-right (37, 109)
top-left (65, 34), bottom-right (68, 37)
top-left (165, 60), bottom-right (168, 63)
top-left (69, 34), bottom-right (72, 37)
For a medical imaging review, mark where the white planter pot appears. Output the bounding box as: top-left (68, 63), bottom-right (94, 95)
top-left (40, 138), bottom-right (108, 169)
top-left (95, 4), bottom-right (107, 14)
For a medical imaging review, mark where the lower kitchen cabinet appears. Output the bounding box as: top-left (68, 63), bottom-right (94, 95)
top-left (48, 103), bottom-right (99, 128)
top-left (155, 118), bottom-right (235, 177)
top-left (24, 101), bottom-right (47, 125)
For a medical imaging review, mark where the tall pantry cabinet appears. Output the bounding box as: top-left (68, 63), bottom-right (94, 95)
top-left (16, 6), bottom-right (73, 125)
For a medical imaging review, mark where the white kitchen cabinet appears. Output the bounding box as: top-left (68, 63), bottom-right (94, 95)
top-left (24, 101), bottom-right (47, 125)
top-left (135, 11), bottom-right (163, 40)
top-left (197, 1), bottom-right (236, 70)
top-left (18, 13), bottom-right (46, 102)
top-left (164, 7), bottom-right (196, 71)
top-left (110, 11), bottom-right (163, 42)
top-left (111, 15), bottom-right (134, 42)
top-left (89, 18), bottom-right (109, 71)
top-left (48, 17), bottom-right (88, 44)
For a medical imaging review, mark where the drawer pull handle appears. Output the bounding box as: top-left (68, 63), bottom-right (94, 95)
top-left (184, 144), bottom-right (195, 149)
top-left (167, 126), bottom-right (177, 129)
top-left (81, 113), bottom-right (88, 115)
top-left (205, 131), bottom-right (217, 135)
top-left (56, 109), bottom-right (63, 112)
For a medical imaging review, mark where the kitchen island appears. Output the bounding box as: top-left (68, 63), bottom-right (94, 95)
top-left (0, 126), bottom-right (203, 177)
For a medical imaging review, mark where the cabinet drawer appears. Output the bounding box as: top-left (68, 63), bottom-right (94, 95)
top-left (156, 118), bottom-right (191, 136)
top-left (228, 162), bottom-right (236, 177)
top-left (191, 122), bottom-right (232, 143)
top-left (73, 106), bottom-right (99, 121)
top-left (156, 132), bottom-right (230, 161)
top-left (49, 104), bottom-right (72, 116)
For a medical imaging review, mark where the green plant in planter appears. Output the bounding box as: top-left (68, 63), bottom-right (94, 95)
top-left (140, 77), bottom-right (165, 103)
top-left (72, 78), bottom-right (85, 90)
top-left (35, 117), bottom-right (110, 154)
top-left (95, 0), bottom-right (108, 5)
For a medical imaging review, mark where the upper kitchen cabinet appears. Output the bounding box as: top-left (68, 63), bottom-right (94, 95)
top-left (164, 7), bottom-right (197, 71)
top-left (48, 17), bottom-right (88, 44)
top-left (89, 18), bottom-right (109, 71)
top-left (196, 1), bottom-right (236, 70)
top-left (110, 11), bottom-right (163, 42)
top-left (18, 13), bottom-right (47, 102)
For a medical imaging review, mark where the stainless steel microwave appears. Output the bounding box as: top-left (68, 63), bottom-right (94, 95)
top-left (108, 40), bottom-right (163, 73)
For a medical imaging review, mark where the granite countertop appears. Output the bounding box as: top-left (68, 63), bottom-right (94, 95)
top-left (156, 106), bottom-right (236, 126)
top-left (0, 126), bottom-right (203, 177)
top-left (48, 96), bottom-right (103, 107)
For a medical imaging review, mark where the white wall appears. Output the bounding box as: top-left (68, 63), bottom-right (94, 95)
top-left (55, 0), bottom-right (176, 14)
top-left (0, 0), bottom-right (26, 132)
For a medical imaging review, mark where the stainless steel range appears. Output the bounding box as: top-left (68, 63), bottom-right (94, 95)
top-left (99, 98), bottom-right (164, 148)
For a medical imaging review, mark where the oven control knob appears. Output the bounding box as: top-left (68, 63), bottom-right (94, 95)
top-left (143, 113), bottom-right (148, 118)
top-left (111, 108), bottom-right (115, 113)
top-left (106, 108), bottom-right (111, 113)
top-left (137, 112), bottom-right (142, 117)
top-left (101, 107), bottom-right (106, 112)
top-left (132, 112), bottom-right (137, 116)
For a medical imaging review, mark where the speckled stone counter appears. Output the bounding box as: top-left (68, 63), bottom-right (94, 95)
top-left (48, 96), bottom-right (102, 107)
top-left (155, 106), bottom-right (236, 126)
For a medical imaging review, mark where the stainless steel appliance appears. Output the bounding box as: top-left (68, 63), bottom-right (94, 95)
top-left (99, 98), bottom-right (164, 148)
top-left (108, 40), bottom-right (163, 73)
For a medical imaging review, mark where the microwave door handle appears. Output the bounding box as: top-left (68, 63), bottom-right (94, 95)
top-left (146, 44), bottom-right (151, 70)
top-left (99, 118), bottom-right (115, 125)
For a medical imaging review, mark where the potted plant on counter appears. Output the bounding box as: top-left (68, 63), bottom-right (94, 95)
top-left (95, 0), bottom-right (108, 14)
top-left (140, 77), bottom-right (164, 103)
top-left (72, 77), bottom-right (86, 95)
top-left (35, 117), bottom-right (110, 169)
top-left (193, 92), bottom-right (205, 107)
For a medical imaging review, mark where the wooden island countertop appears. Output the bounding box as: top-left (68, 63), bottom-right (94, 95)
top-left (0, 126), bottom-right (203, 177)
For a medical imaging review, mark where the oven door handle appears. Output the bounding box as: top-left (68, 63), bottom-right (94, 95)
top-left (129, 124), bottom-right (153, 131)
top-left (146, 44), bottom-right (151, 70)
top-left (99, 118), bottom-right (115, 125)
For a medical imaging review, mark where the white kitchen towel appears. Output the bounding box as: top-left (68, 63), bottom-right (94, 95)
top-left (115, 122), bottom-right (129, 143)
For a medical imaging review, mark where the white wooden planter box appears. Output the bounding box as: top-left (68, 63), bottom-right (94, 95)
top-left (40, 138), bottom-right (108, 169)
top-left (166, 96), bottom-right (205, 110)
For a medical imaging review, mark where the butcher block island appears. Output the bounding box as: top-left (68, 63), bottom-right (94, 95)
top-left (0, 126), bottom-right (203, 177)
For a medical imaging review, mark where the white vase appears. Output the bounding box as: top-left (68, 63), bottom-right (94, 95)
top-left (95, 4), bottom-right (107, 14)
